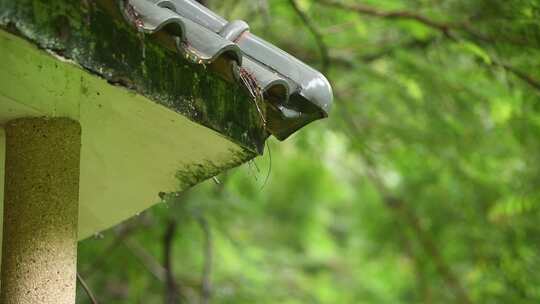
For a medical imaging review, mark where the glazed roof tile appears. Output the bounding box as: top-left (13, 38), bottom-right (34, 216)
top-left (123, 0), bottom-right (333, 140)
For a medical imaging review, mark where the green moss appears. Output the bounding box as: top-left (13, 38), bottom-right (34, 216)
top-left (0, 0), bottom-right (267, 153)
top-left (174, 148), bottom-right (252, 189)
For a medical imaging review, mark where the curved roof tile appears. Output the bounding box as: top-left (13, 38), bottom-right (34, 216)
top-left (122, 0), bottom-right (333, 140)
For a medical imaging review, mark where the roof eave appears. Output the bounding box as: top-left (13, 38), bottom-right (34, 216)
top-left (0, 0), bottom-right (268, 153)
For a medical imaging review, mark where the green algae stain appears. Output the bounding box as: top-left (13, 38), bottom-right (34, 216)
top-left (0, 0), bottom-right (267, 153)
top-left (174, 148), bottom-right (255, 190)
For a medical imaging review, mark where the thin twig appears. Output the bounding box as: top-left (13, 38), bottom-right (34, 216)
top-left (123, 238), bottom-right (195, 302)
top-left (83, 222), bottom-right (140, 277)
top-left (288, 0), bottom-right (330, 73)
top-left (124, 238), bottom-right (167, 281)
top-left (237, 66), bottom-right (267, 127)
top-left (77, 272), bottom-right (99, 304)
top-left (260, 140), bottom-right (272, 190)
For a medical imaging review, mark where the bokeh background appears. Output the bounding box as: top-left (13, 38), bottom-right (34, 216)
top-left (77, 0), bottom-right (540, 303)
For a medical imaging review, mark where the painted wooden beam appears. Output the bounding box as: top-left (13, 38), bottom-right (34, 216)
top-left (0, 1), bottom-right (277, 300)
top-left (0, 29), bottom-right (255, 240)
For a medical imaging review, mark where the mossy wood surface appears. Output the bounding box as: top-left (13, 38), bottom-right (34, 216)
top-left (0, 0), bottom-right (267, 241)
top-left (0, 0), bottom-right (267, 153)
top-left (0, 30), bottom-right (255, 240)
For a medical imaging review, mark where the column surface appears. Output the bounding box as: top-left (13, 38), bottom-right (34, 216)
top-left (1, 117), bottom-right (81, 304)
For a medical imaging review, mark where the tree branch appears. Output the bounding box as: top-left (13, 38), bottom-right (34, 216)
top-left (360, 38), bottom-right (436, 63)
top-left (340, 114), bottom-right (472, 304)
top-left (288, 0), bottom-right (330, 73)
top-left (83, 221), bottom-right (140, 277)
top-left (123, 238), bottom-right (200, 301)
top-left (164, 220), bottom-right (181, 304)
top-left (197, 216), bottom-right (213, 304)
top-left (401, 234), bottom-right (433, 303)
top-left (124, 238), bottom-right (166, 281)
top-left (497, 62), bottom-right (540, 91)
top-left (316, 0), bottom-right (456, 38)
top-left (388, 196), bottom-right (472, 304)
top-left (316, 0), bottom-right (540, 93)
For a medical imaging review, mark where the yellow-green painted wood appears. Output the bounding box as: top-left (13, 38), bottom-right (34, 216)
top-left (0, 29), bottom-right (254, 241)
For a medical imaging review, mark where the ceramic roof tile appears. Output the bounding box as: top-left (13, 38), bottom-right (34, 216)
top-left (122, 0), bottom-right (333, 140)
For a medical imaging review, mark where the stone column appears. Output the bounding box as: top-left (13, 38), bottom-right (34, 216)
top-left (1, 117), bottom-right (81, 304)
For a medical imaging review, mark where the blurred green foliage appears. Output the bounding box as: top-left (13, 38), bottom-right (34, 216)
top-left (77, 0), bottom-right (540, 303)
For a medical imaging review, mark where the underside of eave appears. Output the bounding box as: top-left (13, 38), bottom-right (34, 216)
top-left (0, 28), bottom-right (259, 240)
top-left (0, 0), bottom-right (268, 154)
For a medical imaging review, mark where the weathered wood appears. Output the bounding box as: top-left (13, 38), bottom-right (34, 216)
top-left (0, 0), bottom-right (267, 153)
top-left (0, 30), bottom-right (255, 239)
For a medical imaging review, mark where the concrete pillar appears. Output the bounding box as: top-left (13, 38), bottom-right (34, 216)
top-left (1, 117), bottom-right (81, 304)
